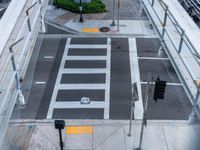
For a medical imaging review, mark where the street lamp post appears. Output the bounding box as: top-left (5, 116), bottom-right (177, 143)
top-left (79, 0), bottom-right (84, 22)
top-left (111, 0), bottom-right (116, 26)
top-left (117, 0), bottom-right (120, 31)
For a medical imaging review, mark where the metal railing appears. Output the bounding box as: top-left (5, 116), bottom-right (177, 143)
top-left (142, 0), bottom-right (200, 118)
top-left (0, 0), bottom-right (48, 148)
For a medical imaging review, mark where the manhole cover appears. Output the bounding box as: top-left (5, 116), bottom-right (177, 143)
top-left (99, 26), bottom-right (110, 32)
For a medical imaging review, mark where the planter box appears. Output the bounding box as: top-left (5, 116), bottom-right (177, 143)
top-left (74, 0), bottom-right (91, 3)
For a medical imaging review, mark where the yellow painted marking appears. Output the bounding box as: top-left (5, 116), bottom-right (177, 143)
top-left (82, 28), bottom-right (99, 33)
top-left (66, 126), bottom-right (93, 134)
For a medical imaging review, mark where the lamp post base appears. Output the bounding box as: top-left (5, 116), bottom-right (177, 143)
top-left (111, 20), bottom-right (116, 26)
top-left (134, 148), bottom-right (142, 150)
top-left (79, 17), bottom-right (84, 23)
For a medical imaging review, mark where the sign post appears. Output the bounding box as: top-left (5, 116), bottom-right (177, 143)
top-left (55, 120), bottom-right (65, 150)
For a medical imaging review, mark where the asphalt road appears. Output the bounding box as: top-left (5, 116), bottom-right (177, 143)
top-left (137, 38), bottom-right (192, 120)
top-left (14, 36), bottom-right (192, 120)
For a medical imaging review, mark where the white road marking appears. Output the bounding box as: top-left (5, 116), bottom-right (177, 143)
top-left (53, 101), bottom-right (105, 109)
top-left (35, 82), bottom-right (46, 84)
top-left (60, 68), bottom-right (107, 74)
top-left (47, 38), bottom-right (71, 119)
top-left (58, 84), bottom-right (107, 90)
top-left (129, 38), bottom-right (144, 119)
top-left (141, 81), bottom-right (182, 86)
top-left (104, 38), bottom-right (111, 119)
top-left (47, 38), bottom-right (110, 119)
top-left (138, 57), bottom-right (170, 60)
top-left (44, 56), bottom-right (54, 59)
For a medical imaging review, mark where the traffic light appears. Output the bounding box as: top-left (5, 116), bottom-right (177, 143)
top-left (153, 78), bottom-right (166, 101)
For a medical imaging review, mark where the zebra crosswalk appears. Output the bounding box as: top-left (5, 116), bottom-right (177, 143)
top-left (47, 38), bottom-right (111, 119)
top-left (25, 37), bottom-right (191, 120)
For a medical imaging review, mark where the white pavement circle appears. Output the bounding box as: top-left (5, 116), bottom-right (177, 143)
top-left (46, 38), bottom-right (111, 119)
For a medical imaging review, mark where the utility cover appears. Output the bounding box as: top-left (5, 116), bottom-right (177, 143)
top-left (99, 26), bottom-right (110, 32)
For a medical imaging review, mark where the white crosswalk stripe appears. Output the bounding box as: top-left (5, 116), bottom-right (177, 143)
top-left (129, 38), bottom-right (143, 119)
top-left (47, 38), bottom-right (111, 119)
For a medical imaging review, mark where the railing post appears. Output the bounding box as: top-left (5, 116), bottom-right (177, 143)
top-left (152, 0), bottom-right (154, 6)
top-left (39, 1), bottom-right (46, 33)
top-left (25, 2), bottom-right (38, 32)
top-left (26, 11), bottom-right (32, 32)
top-left (161, 6), bottom-right (168, 38)
top-left (178, 29), bottom-right (185, 53)
top-left (188, 83), bottom-right (200, 124)
top-left (9, 37), bottom-right (26, 107)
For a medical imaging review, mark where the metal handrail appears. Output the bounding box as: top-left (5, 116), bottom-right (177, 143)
top-left (191, 0), bottom-right (200, 12)
top-left (142, 1), bottom-right (197, 102)
top-left (158, 0), bottom-right (200, 60)
top-left (147, 0), bottom-right (200, 82)
top-left (0, 0), bottom-right (46, 148)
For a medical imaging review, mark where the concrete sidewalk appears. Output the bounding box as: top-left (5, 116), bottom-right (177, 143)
top-left (3, 120), bottom-right (200, 150)
top-left (45, 4), bottom-right (155, 36)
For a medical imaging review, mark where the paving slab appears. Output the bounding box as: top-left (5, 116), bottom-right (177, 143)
top-left (4, 120), bottom-right (200, 150)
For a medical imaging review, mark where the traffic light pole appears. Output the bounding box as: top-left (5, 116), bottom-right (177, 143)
top-left (128, 82), bottom-right (139, 137)
top-left (135, 74), bottom-right (153, 150)
top-left (128, 100), bottom-right (135, 137)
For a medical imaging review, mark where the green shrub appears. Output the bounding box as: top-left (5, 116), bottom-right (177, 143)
top-left (54, 0), bottom-right (106, 14)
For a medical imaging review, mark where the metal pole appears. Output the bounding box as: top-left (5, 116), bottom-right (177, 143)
top-left (117, 0), bottom-right (120, 31)
top-left (59, 129), bottom-right (64, 150)
top-left (161, 6), bottom-right (168, 38)
top-left (152, 0), bottom-right (155, 6)
top-left (178, 30), bottom-right (185, 53)
top-left (136, 73), bottom-right (152, 150)
top-left (188, 86), bottom-right (200, 124)
top-left (128, 100), bottom-right (134, 136)
top-left (111, 0), bottom-right (116, 26)
top-left (9, 37), bottom-right (26, 106)
top-left (128, 82), bottom-right (139, 136)
top-left (79, 0), bottom-right (84, 22)
top-left (26, 11), bottom-right (32, 32)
